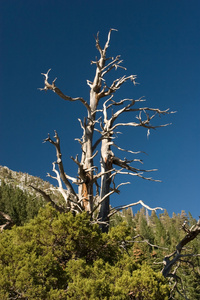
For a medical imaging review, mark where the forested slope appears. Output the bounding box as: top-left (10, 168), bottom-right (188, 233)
top-left (0, 167), bottom-right (199, 299)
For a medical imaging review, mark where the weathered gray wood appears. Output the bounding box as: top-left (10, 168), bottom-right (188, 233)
top-left (37, 29), bottom-right (174, 231)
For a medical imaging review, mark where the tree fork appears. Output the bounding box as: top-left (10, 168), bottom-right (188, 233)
top-left (37, 29), bottom-right (174, 231)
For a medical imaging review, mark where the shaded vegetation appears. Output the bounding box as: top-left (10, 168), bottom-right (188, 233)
top-left (0, 181), bottom-right (44, 226)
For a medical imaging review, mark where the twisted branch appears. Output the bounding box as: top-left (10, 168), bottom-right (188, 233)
top-left (162, 218), bottom-right (200, 278)
top-left (39, 69), bottom-right (90, 111)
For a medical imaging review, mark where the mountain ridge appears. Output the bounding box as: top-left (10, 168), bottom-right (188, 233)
top-left (0, 165), bottom-right (53, 195)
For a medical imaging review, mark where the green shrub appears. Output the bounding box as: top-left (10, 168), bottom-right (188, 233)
top-left (0, 205), bottom-right (170, 299)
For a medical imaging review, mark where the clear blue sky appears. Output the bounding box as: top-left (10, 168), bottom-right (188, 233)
top-left (0, 0), bottom-right (199, 219)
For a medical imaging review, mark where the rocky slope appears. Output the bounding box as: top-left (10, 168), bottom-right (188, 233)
top-left (0, 165), bottom-right (52, 195)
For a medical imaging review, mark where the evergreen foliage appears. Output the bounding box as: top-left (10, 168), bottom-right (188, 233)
top-left (0, 191), bottom-right (199, 299)
top-left (0, 181), bottom-right (43, 226)
top-left (0, 205), bottom-right (170, 299)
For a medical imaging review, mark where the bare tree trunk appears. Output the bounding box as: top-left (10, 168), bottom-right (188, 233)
top-left (37, 29), bottom-right (173, 231)
top-left (99, 138), bottom-right (112, 232)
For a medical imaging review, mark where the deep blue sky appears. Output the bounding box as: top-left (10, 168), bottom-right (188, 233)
top-left (1, 0), bottom-right (199, 219)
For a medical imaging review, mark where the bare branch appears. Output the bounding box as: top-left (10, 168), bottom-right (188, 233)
top-left (92, 186), bottom-right (120, 216)
top-left (91, 29), bottom-right (118, 96)
top-left (29, 185), bottom-right (64, 213)
top-left (94, 168), bottom-right (115, 181)
top-left (39, 69), bottom-right (90, 111)
top-left (103, 28), bottom-right (118, 53)
top-left (95, 28), bottom-right (118, 59)
top-left (162, 218), bottom-right (200, 278)
top-left (125, 234), bottom-right (169, 250)
top-left (92, 190), bottom-right (116, 214)
top-left (109, 200), bottom-right (163, 218)
top-left (101, 55), bottom-right (127, 78)
top-left (47, 162), bottom-right (81, 212)
top-left (111, 168), bottom-right (161, 182)
top-left (92, 136), bottom-right (103, 152)
top-left (98, 75), bottom-right (137, 99)
top-left (112, 143), bottom-right (145, 157)
top-left (107, 97), bottom-right (146, 109)
top-left (112, 156), bottom-right (158, 174)
top-left (44, 131), bottom-right (77, 198)
top-left (90, 218), bottom-right (109, 227)
top-left (65, 174), bottom-right (78, 183)
top-left (110, 99), bottom-right (136, 122)
top-left (111, 120), bottom-right (171, 131)
top-left (85, 150), bottom-right (98, 163)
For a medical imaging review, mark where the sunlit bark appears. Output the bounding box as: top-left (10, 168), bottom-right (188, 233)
top-left (37, 29), bottom-right (174, 231)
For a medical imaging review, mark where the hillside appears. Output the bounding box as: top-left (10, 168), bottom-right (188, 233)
top-left (0, 166), bottom-right (56, 227)
top-left (0, 167), bottom-right (199, 299)
top-left (0, 165), bottom-right (52, 194)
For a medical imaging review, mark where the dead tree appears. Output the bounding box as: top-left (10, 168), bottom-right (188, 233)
top-left (161, 218), bottom-right (200, 298)
top-left (37, 29), bottom-right (173, 232)
top-left (162, 218), bottom-right (200, 278)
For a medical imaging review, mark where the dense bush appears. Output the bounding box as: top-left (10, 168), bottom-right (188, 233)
top-left (0, 205), bottom-right (170, 299)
